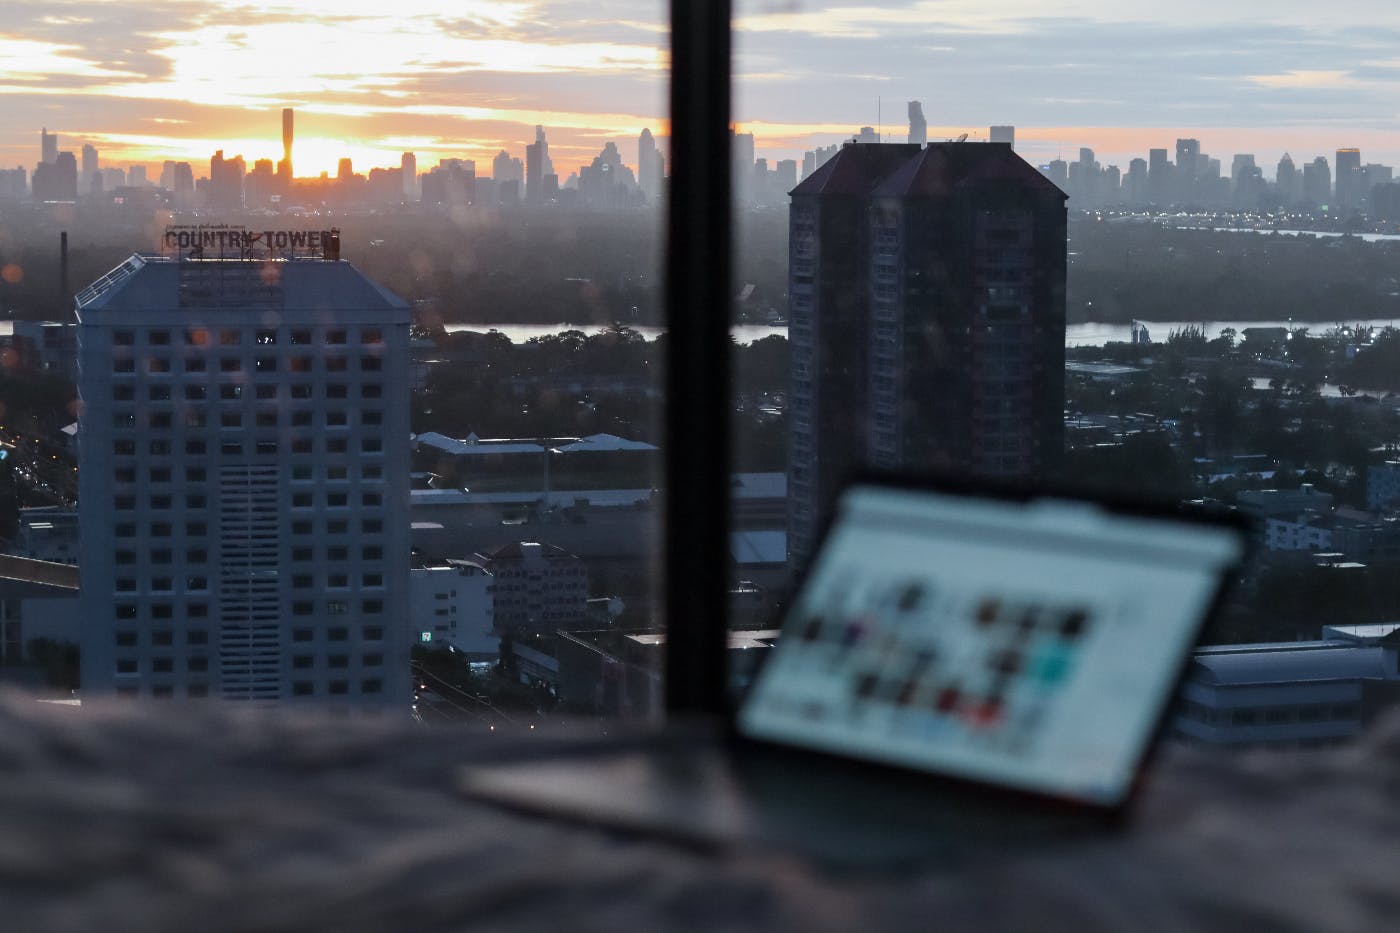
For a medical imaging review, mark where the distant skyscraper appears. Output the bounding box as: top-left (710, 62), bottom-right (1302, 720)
top-left (1303, 156), bottom-right (1332, 207)
top-left (209, 151), bottom-right (245, 209)
top-left (732, 129), bottom-right (756, 203)
top-left (1360, 163), bottom-right (1392, 207)
top-left (1175, 138), bottom-right (1201, 204)
top-left (1276, 153), bottom-right (1297, 205)
top-left (908, 102), bottom-right (927, 146)
top-left (492, 150), bottom-right (523, 184)
top-left (1123, 158), bottom-right (1148, 205)
top-left (1335, 148), bottom-right (1362, 212)
top-left (637, 128), bottom-right (661, 204)
top-left (775, 159), bottom-right (798, 194)
top-left (787, 142), bottom-right (1066, 564)
top-left (76, 247), bottom-right (412, 705)
top-left (80, 144), bottom-right (98, 193)
top-left (280, 108), bottom-right (294, 181)
top-left (128, 165), bottom-right (148, 187)
top-left (41, 128), bottom-right (57, 165)
top-left (525, 126), bottom-right (552, 202)
top-left (32, 151), bottom-right (77, 201)
top-left (401, 152), bottom-right (417, 200)
top-left (856, 126), bottom-right (880, 144)
top-left (989, 125), bottom-right (1015, 147)
top-left (1148, 148), bottom-right (1170, 204)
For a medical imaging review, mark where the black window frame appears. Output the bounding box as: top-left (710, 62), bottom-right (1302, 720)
top-left (664, 2), bottom-right (731, 715)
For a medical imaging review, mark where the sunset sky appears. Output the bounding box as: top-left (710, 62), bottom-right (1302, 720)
top-left (6, 1), bottom-right (1400, 180)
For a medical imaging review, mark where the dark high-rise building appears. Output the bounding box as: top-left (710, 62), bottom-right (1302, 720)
top-left (1303, 156), bottom-right (1331, 208)
top-left (81, 144), bottom-right (98, 194)
top-left (787, 142), bottom-right (1067, 563)
top-left (209, 150), bottom-right (245, 209)
top-left (279, 108), bottom-right (294, 182)
top-left (908, 101), bottom-right (927, 146)
top-left (1276, 153), bottom-right (1298, 206)
top-left (1175, 138), bottom-right (1200, 204)
top-left (33, 151), bottom-right (77, 201)
top-left (1125, 157), bottom-right (1148, 205)
top-left (1147, 148), bottom-right (1171, 204)
top-left (1335, 148), bottom-right (1361, 213)
top-left (76, 250), bottom-right (413, 705)
top-left (401, 152), bottom-right (417, 200)
top-left (526, 126), bottom-right (552, 202)
top-left (41, 128), bottom-right (57, 165)
top-left (637, 128), bottom-right (661, 204)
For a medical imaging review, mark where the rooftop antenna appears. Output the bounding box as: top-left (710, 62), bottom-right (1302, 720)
top-left (878, 96), bottom-right (882, 143)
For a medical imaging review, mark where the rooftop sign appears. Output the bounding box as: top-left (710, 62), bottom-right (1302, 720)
top-left (161, 224), bottom-right (340, 260)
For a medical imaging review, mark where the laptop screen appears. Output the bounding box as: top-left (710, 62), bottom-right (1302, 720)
top-left (737, 483), bottom-right (1246, 807)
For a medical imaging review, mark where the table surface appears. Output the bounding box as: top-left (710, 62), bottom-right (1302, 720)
top-left (3, 692), bottom-right (1398, 933)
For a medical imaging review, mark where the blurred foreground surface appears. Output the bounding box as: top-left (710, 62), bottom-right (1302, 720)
top-left (2, 692), bottom-right (1398, 933)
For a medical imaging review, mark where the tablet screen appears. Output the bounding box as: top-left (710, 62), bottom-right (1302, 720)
top-left (737, 484), bottom-right (1246, 807)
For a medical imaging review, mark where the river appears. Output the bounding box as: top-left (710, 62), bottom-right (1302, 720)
top-left (442, 319), bottom-right (1400, 348)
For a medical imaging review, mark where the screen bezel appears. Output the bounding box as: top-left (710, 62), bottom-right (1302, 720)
top-left (728, 470), bottom-right (1253, 818)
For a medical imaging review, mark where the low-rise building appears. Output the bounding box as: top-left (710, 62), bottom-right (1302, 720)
top-left (8, 507), bottom-right (80, 564)
top-left (409, 557), bottom-right (496, 658)
top-left (1175, 623), bottom-right (1400, 749)
top-left (481, 541), bottom-right (588, 636)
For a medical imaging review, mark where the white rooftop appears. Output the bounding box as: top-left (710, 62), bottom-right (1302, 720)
top-left (551, 433), bottom-right (656, 453)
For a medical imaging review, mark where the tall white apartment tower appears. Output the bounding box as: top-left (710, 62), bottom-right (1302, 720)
top-left (77, 243), bottom-right (412, 706)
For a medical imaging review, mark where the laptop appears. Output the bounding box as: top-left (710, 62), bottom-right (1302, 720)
top-left (459, 476), bottom-right (1250, 867)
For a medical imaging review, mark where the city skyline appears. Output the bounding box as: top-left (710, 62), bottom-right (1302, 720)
top-left (8, 2), bottom-right (1400, 174)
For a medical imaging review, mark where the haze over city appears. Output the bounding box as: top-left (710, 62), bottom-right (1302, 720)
top-left (8, 0), bottom-right (1400, 174)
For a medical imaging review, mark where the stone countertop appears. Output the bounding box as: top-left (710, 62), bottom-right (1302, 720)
top-left (3, 693), bottom-right (1399, 933)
